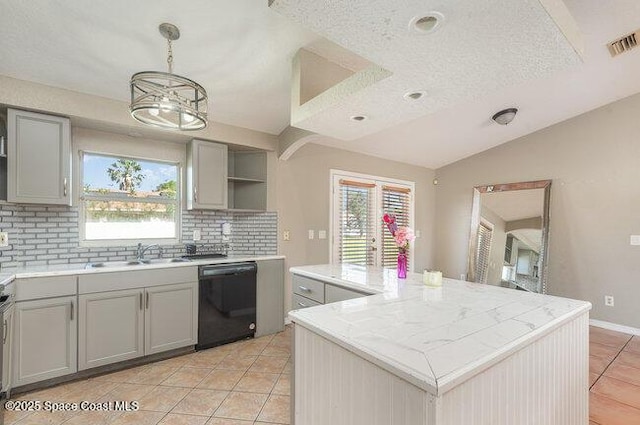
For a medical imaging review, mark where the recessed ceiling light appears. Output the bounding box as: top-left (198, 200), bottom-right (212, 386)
top-left (404, 91), bottom-right (427, 101)
top-left (492, 108), bottom-right (518, 125)
top-left (410, 12), bottom-right (444, 34)
top-left (350, 115), bottom-right (368, 122)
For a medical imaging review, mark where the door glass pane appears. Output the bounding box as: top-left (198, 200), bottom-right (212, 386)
top-left (337, 181), bottom-right (376, 265)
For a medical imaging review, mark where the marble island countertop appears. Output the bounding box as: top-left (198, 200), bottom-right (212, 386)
top-left (289, 263), bottom-right (591, 395)
top-left (0, 255), bottom-right (285, 283)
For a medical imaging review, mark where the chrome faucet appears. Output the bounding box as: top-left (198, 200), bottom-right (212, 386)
top-left (136, 243), bottom-right (160, 261)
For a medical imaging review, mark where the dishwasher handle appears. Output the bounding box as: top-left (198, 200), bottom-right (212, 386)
top-left (200, 263), bottom-right (257, 278)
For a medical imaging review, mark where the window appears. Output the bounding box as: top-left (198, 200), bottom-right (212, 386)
top-left (81, 152), bottom-right (180, 242)
top-left (476, 219), bottom-right (493, 284)
top-left (331, 171), bottom-right (415, 269)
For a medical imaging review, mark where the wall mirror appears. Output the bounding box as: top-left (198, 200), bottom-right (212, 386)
top-left (467, 180), bottom-right (551, 293)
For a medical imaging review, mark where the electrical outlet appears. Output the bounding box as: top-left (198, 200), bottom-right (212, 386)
top-left (416, 230), bottom-right (421, 238)
top-left (0, 232), bottom-right (7, 247)
top-left (308, 230), bottom-right (314, 240)
top-left (605, 295), bottom-right (615, 307)
top-left (460, 273), bottom-right (466, 281)
top-left (318, 230), bottom-right (327, 240)
top-left (283, 230), bottom-right (290, 241)
top-left (631, 235), bottom-right (640, 246)
top-left (192, 229), bottom-right (201, 241)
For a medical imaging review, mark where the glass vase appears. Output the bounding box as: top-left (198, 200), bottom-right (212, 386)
top-left (397, 250), bottom-right (407, 279)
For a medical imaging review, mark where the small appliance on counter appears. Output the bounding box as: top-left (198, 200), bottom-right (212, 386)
top-left (182, 243), bottom-right (228, 260)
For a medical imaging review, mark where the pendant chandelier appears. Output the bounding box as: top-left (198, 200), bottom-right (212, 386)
top-left (130, 23), bottom-right (208, 131)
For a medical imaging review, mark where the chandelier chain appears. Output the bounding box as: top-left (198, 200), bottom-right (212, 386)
top-left (167, 39), bottom-right (174, 75)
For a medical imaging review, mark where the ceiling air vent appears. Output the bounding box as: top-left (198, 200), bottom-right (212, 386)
top-left (608, 30), bottom-right (639, 57)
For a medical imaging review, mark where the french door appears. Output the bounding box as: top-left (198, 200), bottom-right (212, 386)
top-left (331, 171), bottom-right (414, 270)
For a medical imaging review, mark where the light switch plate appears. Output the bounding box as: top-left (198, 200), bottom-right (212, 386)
top-left (0, 232), bottom-right (8, 247)
top-left (631, 235), bottom-right (640, 246)
top-left (308, 230), bottom-right (314, 240)
top-left (318, 230), bottom-right (327, 240)
top-left (283, 230), bottom-right (290, 241)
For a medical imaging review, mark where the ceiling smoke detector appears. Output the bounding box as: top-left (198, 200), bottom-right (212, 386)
top-left (410, 13), bottom-right (444, 34)
top-left (404, 90), bottom-right (427, 101)
top-left (492, 108), bottom-right (518, 125)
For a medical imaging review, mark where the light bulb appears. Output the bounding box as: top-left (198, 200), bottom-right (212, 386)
top-left (182, 113), bottom-right (195, 123)
top-left (149, 108), bottom-right (159, 116)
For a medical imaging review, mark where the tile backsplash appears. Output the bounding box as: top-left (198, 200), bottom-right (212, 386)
top-left (0, 204), bottom-right (277, 268)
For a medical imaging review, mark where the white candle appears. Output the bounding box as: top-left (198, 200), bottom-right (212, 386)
top-left (423, 270), bottom-right (443, 287)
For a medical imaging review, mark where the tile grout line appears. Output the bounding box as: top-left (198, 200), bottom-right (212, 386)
top-left (590, 334), bottom-right (634, 390)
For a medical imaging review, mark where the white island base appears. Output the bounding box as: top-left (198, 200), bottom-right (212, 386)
top-left (289, 265), bottom-right (590, 425)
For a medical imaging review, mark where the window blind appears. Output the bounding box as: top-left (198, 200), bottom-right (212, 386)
top-left (476, 222), bottom-right (493, 283)
top-left (381, 185), bottom-right (412, 268)
top-left (337, 180), bottom-right (376, 265)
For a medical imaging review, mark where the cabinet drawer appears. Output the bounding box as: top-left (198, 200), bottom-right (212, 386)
top-left (292, 294), bottom-right (321, 310)
top-left (79, 267), bottom-right (198, 294)
top-left (15, 275), bottom-right (77, 301)
top-left (292, 275), bottom-right (324, 303)
top-left (325, 284), bottom-right (368, 304)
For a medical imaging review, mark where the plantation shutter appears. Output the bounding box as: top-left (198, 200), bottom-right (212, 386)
top-left (337, 180), bottom-right (376, 265)
top-left (476, 221), bottom-right (493, 283)
top-left (381, 185), bottom-right (412, 268)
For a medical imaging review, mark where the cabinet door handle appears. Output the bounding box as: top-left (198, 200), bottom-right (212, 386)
top-left (297, 302), bottom-right (307, 308)
top-left (2, 319), bottom-right (6, 344)
top-left (70, 300), bottom-right (74, 321)
top-left (145, 292), bottom-right (149, 309)
top-left (139, 292), bottom-right (143, 310)
top-left (194, 186), bottom-right (198, 203)
top-left (298, 286), bottom-right (311, 293)
top-left (63, 178), bottom-right (68, 197)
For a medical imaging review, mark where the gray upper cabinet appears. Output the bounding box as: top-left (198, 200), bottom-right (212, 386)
top-left (187, 139), bottom-right (228, 210)
top-left (7, 108), bottom-right (71, 205)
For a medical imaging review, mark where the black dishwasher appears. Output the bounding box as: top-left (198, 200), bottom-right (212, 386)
top-left (196, 262), bottom-right (257, 350)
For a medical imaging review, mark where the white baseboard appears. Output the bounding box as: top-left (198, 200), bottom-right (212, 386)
top-left (284, 317), bottom-right (292, 326)
top-left (590, 319), bottom-right (640, 336)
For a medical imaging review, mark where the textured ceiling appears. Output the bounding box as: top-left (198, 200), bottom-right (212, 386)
top-left (2, 1), bottom-right (640, 169)
top-left (310, 0), bottom-right (640, 168)
top-left (270, 0), bottom-right (583, 140)
top-left (0, 0), bottom-right (319, 135)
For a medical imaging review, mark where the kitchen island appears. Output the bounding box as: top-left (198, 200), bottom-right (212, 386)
top-left (289, 264), bottom-right (591, 425)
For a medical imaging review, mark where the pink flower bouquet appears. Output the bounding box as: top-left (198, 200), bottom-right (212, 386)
top-left (383, 213), bottom-right (415, 251)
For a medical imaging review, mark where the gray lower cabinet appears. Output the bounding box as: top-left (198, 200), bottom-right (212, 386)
top-left (2, 303), bottom-right (15, 393)
top-left (7, 108), bottom-right (71, 205)
top-left (256, 259), bottom-right (284, 337)
top-left (13, 296), bottom-right (77, 387)
top-left (324, 284), bottom-right (367, 303)
top-left (292, 274), bottom-right (369, 310)
top-left (145, 282), bottom-right (198, 355)
top-left (78, 289), bottom-right (145, 371)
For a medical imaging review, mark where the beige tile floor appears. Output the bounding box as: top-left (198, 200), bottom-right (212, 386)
top-left (589, 326), bottom-right (640, 425)
top-left (6, 327), bottom-right (292, 425)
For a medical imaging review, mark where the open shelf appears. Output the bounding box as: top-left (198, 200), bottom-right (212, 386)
top-left (227, 150), bottom-right (267, 211)
top-left (227, 176), bottom-right (265, 183)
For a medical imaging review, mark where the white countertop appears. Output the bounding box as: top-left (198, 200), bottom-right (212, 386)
top-left (0, 255), bottom-right (285, 281)
top-left (289, 263), bottom-right (591, 395)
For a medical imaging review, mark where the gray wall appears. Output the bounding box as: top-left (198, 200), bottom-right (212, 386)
top-left (277, 143), bottom-right (436, 312)
top-left (434, 92), bottom-right (640, 328)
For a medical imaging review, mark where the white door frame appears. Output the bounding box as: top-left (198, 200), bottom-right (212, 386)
top-left (329, 169), bottom-right (416, 271)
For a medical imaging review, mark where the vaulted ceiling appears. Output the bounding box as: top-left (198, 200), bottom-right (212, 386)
top-left (1, 0), bottom-right (640, 168)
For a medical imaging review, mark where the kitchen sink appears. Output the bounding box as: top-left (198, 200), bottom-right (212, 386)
top-left (86, 258), bottom-right (191, 268)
